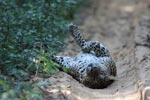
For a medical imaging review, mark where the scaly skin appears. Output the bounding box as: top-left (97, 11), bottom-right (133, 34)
top-left (51, 24), bottom-right (117, 89)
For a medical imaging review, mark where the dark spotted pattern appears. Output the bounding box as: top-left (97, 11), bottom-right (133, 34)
top-left (69, 24), bottom-right (86, 47)
top-left (69, 24), bottom-right (110, 57)
top-left (51, 24), bottom-right (117, 89)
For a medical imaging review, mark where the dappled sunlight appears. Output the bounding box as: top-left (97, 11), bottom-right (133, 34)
top-left (49, 89), bottom-right (59, 93)
top-left (120, 6), bottom-right (135, 12)
top-left (110, 2), bottom-right (149, 12)
top-left (46, 82), bottom-right (140, 100)
top-left (47, 87), bottom-right (71, 95)
top-left (61, 89), bottom-right (72, 95)
top-left (39, 71), bottom-right (141, 100)
top-left (72, 94), bottom-right (85, 100)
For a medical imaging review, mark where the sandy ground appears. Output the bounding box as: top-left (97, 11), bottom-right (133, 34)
top-left (39, 0), bottom-right (150, 100)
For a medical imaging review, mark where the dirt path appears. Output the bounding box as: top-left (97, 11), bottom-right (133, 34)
top-left (40, 0), bottom-right (150, 100)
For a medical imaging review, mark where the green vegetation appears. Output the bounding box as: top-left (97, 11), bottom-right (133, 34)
top-left (0, 0), bottom-right (82, 99)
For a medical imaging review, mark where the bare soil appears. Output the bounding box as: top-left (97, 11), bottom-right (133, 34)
top-left (39, 0), bottom-right (150, 100)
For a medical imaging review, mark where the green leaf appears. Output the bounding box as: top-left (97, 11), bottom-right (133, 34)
top-left (35, 81), bottom-right (50, 86)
